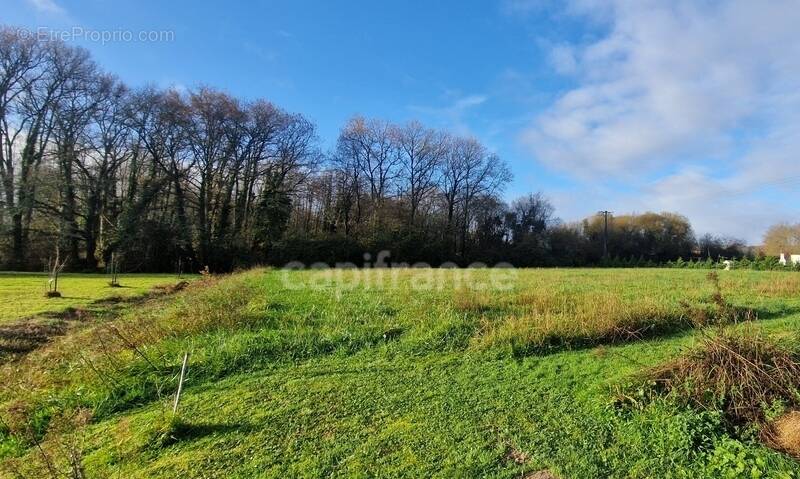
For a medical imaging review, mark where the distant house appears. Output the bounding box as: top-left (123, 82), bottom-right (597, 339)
top-left (779, 253), bottom-right (800, 266)
top-left (723, 259), bottom-right (733, 270)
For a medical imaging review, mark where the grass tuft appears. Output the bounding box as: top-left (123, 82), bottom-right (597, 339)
top-left (646, 330), bottom-right (800, 426)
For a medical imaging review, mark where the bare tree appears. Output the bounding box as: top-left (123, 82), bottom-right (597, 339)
top-left (185, 87), bottom-right (242, 266)
top-left (232, 99), bottom-right (282, 237)
top-left (0, 27), bottom-right (46, 268)
top-left (50, 44), bottom-right (99, 264)
top-left (80, 76), bottom-right (131, 268)
top-left (118, 87), bottom-right (193, 262)
top-left (441, 135), bottom-right (511, 255)
top-left (336, 116), bottom-right (400, 229)
top-left (508, 193), bottom-right (555, 241)
top-left (45, 244), bottom-right (68, 297)
top-left (394, 120), bottom-right (445, 227)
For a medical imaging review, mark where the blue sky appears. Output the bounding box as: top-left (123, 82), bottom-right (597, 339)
top-left (4, 0), bottom-right (800, 243)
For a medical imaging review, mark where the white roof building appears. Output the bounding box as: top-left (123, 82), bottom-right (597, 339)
top-left (779, 253), bottom-right (800, 265)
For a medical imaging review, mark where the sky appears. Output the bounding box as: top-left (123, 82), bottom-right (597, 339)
top-left (3, 0), bottom-right (800, 243)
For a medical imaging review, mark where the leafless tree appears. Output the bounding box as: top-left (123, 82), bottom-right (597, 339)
top-left (393, 120), bottom-right (445, 227)
top-left (441, 135), bottom-right (511, 255)
top-left (0, 27), bottom-right (46, 268)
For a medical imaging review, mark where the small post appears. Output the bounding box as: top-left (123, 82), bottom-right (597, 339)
top-left (173, 352), bottom-right (189, 414)
top-left (109, 252), bottom-right (120, 287)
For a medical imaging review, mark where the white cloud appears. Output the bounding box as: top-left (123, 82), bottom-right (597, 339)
top-left (548, 44), bottom-right (577, 75)
top-left (525, 0), bottom-right (800, 176)
top-left (25, 0), bottom-right (65, 14)
top-left (522, 0), bottom-right (800, 242)
top-left (638, 169), bottom-right (798, 244)
top-left (409, 93), bottom-right (488, 135)
top-left (547, 165), bottom-right (800, 244)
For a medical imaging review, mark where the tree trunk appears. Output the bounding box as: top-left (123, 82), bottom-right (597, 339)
top-left (84, 184), bottom-right (100, 270)
top-left (60, 143), bottom-right (81, 265)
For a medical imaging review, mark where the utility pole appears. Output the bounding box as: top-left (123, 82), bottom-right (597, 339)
top-left (599, 211), bottom-right (612, 260)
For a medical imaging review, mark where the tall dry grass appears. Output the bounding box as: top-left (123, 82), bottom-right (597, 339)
top-left (470, 291), bottom-right (680, 353)
top-left (465, 270), bottom-right (766, 354)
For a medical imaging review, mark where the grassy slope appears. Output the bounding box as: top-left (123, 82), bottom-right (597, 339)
top-left (0, 273), bottom-right (190, 323)
top-left (3, 268), bottom-right (800, 478)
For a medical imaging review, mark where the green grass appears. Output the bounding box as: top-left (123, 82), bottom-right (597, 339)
top-left (0, 272), bottom-right (192, 323)
top-left (2, 268), bottom-right (800, 478)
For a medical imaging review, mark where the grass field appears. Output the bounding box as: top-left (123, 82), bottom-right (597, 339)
top-left (1, 268), bottom-right (800, 478)
top-left (0, 272), bottom-right (191, 323)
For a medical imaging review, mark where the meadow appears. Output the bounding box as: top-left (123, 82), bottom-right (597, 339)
top-left (1, 268), bottom-right (799, 478)
top-left (0, 272), bottom-right (189, 322)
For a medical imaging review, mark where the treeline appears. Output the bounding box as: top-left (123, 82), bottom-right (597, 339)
top-left (0, 27), bottom-right (749, 272)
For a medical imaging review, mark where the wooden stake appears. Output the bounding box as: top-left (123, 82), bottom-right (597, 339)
top-left (173, 352), bottom-right (189, 413)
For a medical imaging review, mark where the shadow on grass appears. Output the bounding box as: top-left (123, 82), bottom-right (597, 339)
top-left (172, 421), bottom-right (255, 439)
top-left (153, 419), bottom-right (257, 448)
top-left (41, 307), bottom-right (93, 321)
top-left (0, 281), bottom-right (192, 362)
top-left (0, 307), bottom-right (95, 357)
top-left (745, 304), bottom-right (800, 320)
top-left (0, 320), bottom-right (67, 356)
top-left (266, 302), bottom-right (288, 313)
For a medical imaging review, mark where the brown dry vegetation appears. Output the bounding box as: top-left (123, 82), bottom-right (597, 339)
top-left (523, 471), bottom-right (559, 479)
top-left (765, 411), bottom-right (800, 458)
top-left (645, 330), bottom-right (800, 426)
top-left (452, 289), bottom-right (501, 315)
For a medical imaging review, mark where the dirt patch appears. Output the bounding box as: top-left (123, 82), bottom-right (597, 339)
top-left (0, 308), bottom-right (92, 357)
top-left (152, 280), bottom-right (190, 294)
top-left (0, 319), bottom-right (69, 356)
top-left (47, 307), bottom-right (92, 321)
top-left (504, 446), bottom-right (530, 465)
top-left (501, 444), bottom-right (558, 479)
top-left (93, 281), bottom-right (190, 308)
